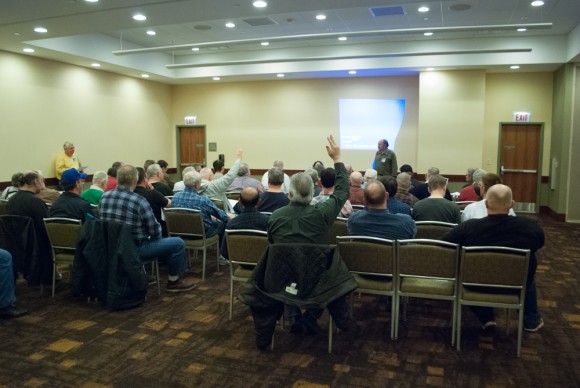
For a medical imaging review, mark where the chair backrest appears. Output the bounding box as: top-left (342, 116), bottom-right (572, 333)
top-left (0, 199), bottom-right (8, 216)
top-left (211, 199), bottom-right (225, 210)
top-left (226, 191), bottom-right (241, 200)
top-left (225, 229), bottom-right (268, 265)
top-left (414, 221), bottom-right (457, 240)
top-left (329, 217), bottom-right (348, 244)
top-left (397, 239), bottom-right (459, 280)
top-left (351, 204), bottom-right (365, 212)
top-left (337, 235), bottom-right (395, 276)
top-left (460, 246), bottom-right (530, 290)
top-left (164, 208), bottom-right (205, 238)
top-left (43, 217), bottom-right (82, 251)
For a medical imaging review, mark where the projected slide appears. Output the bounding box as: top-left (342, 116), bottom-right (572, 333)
top-left (339, 98), bottom-right (406, 150)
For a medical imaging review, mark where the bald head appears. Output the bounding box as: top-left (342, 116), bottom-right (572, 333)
top-left (364, 180), bottom-right (387, 208)
top-left (485, 184), bottom-right (514, 214)
top-left (240, 186), bottom-right (260, 208)
top-left (350, 171), bottom-right (363, 186)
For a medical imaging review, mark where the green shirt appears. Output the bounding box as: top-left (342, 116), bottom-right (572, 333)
top-left (268, 162), bottom-right (349, 244)
top-left (81, 187), bottom-right (104, 205)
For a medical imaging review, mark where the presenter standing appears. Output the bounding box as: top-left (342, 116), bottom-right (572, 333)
top-left (372, 139), bottom-right (397, 177)
top-left (56, 141), bottom-right (84, 185)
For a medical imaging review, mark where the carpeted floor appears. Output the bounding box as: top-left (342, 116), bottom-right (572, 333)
top-left (1, 214), bottom-right (579, 387)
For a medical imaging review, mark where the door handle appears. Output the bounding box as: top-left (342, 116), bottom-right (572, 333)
top-left (501, 166), bottom-right (537, 174)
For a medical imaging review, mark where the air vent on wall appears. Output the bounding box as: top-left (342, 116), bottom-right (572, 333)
top-left (242, 17), bottom-right (278, 27)
top-left (369, 6), bottom-right (405, 17)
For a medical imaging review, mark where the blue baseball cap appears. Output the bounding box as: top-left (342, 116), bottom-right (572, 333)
top-left (61, 168), bottom-right (88, 183)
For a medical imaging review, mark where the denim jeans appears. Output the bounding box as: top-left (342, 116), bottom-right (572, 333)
top-left (137, 237), bottom-right (186, 277)
top-left (0, 249), bottom-right (16, 309)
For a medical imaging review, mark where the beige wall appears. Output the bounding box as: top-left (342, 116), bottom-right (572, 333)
top-left (484, 72), bottom-right (553, 174)
top-left (418, 70), bottom-right (486, 176)
top-left (171, 77), bottom-right (420, 172)
top-left (0, 51), bottom-right (173, 180)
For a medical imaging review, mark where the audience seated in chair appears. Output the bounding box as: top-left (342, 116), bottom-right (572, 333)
top-left (442, 184), bottom-right (545, 332)
top-left (348, 171), bottom-right (365, 206)
top-left (99, 165), bottom-right (195, 293)
top-left (81, 170), bottom-right (108, 205)
top-left (50, 168), bottom-right (93, 222)
top-left (134, 167), bottom-right (172, 237)
top-left (412, 174), bottom-right (461, 224)
top-left (147, 163), bottom-right (173, 197)
top-left (378, 175), bottom-right (411, 216)
top-left (311, 167), bottom-right (353, 218)
top-left (0, 172), bottom-right (22, 200)
top-left (458, 168), bottom-right (486, 202)
top-left (0, 249), bottom-right (29, 319)
top-left (227, 163), bottom-right (264, 193)
top-left (395, 172), bottom-right (418, 207)
top-left (410, 167), bottom-right (453, 201)
top-left (260, 160), bottom-right (291, 193)
top-left (257, 168), bottom-right (289, 213)
top-left (461, 173), bottom-right (516, 222)
top-left (347, 179), bottom-right (416, 240)
top-left (199, 149), bottom-right (244, 212)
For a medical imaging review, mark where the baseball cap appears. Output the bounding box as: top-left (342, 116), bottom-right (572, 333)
top-left (61, 168), bottom-right (88, 183)
top-left (400, 164), bottom-right (414, 173)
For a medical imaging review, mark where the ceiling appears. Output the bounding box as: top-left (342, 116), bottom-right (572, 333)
top-left (1, 0), bottom-right (580, 84)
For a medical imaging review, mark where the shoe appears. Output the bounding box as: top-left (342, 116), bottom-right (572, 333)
top-left (481, 321), bottom-right (497, 333)
top-left (218, 256), bottom-right (229, 266)
top-left (524, 318), bottom-right (544, 332)
top-left (166, 279), bottom-right (197, 292)
top-left (0, 305), bottom-right (29, 319)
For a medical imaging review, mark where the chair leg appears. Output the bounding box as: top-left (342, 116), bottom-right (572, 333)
top-left (202, 249), bottom-right (207, 280)
top-left (229, 277), bottom-right (234, 320)
top-left (52, 262), bottom-right (57, 298)
top-left (328, 314), bottom-right (333, 354)
top-left (517, 308), bottom-right (524, 357)
top-left (457, 304), bottom-right (462, 351)
top-left (216, 241), bottom-right (220, 272)
top-left (451, 300), bottom-right (457, 347)
top-left (390, 295), bottom-right (396, 340)
top-left (394, 294), bottom-right (400, 340)
top-left (154, 260), bottom-right (160, 296)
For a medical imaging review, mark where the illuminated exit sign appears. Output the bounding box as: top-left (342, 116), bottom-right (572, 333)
top-left (513, 112), bottom-right (531, 122)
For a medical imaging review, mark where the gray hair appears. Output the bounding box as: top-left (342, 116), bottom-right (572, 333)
top-left (63, 141), bottom-right (74, 150)
top-left (303, 168), bottom-right (319, 185)
top-left (200, 167), bottom-right (213, 180)
top-left (237, 162), bottom-right (250, 177)
top-left (427, 167), bottom-right (440, 178)
top-left (183, 171), bottom-right (202, 188)
top-left (397, 172), bottom-right (411, 185)
top-left (117, 165), bottom-right (138, 186)
top-left (182, 166), bottom-right (196, 176)
top-left (268, 168), bottom-right (284, 186)
top-left (288, 172), bottom-right (314, 205)
top-left (466, 167), bottom-right (477, 178)
top-left (273, 160), bottom-right (284, 170)
top-left (146, 163), bottom-right (161, 179)
top-left (472, 169), bottom-right (487, 184)
top-left (92, 171), bottom-right (108, 185)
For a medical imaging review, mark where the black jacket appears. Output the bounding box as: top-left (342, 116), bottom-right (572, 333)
top-left (239, 243), bottom-right (358, 310)
top-left (72, 220), bottom-right (147, 310)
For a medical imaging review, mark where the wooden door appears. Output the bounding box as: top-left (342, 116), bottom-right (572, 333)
top-left (177, 125), bottom-right (206, 173)
top-left (499, 123), bottom-right (542, 212)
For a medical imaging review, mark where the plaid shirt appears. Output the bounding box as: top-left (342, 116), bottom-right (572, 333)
top-left (99, 185), bottom-right (161, 243)
top-left (173, 188), bottom-right (229, 237)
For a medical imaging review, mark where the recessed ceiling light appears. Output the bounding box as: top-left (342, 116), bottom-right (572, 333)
top-left (316, 14), bottom-right (327, 21)
top-left (22, 48), bottom-right (35, 53)
top-left (510, 65), bottom-right (520, 69)
top-left (517, 28), bottom-right (527, 32)
top-left (277, 73), bottom-right (285, 78)
top-left (424, 32), bottom-right (433, 36)
top-left (85, 0), bottom-right (99, 2)
top-left (426, 67), bottom-right (435, 71)
top-left (141, 74), bottom-right (150, 78)
top-left (253, 1), bottom-right (267, 7)
top-left (146, 30), bottom-right (156, 36)
top-left (261, 41), bottom-right (269, 46)
top-left (418, 6), bottom-right (429, 12)
top-left (213, 77), bottom-right (221, 81)
top-left (225, 22), bottom-right (236, 28)
top-left (531, 1), bottom-right (544, 6)
top-left (34, 27), bottom-right (48, 33)
top-left (338, 36), bottom-right (347, 41)
top-left (91, 63), bottom-right (101, 67)
top-left (348, 70), bottom-right (357, 75)
top-left (133, 14), bottom-right (147, 21)
top-left (192, 47), bottom-right (200, 51)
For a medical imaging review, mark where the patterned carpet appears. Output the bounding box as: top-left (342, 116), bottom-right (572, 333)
top-left (0, 214), bottom-right (579, 387)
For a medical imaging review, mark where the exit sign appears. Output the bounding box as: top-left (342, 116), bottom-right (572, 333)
top-left (513, 112), bottom-right (531, 122)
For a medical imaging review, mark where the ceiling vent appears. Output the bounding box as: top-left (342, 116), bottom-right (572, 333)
top-left (242, 17), bottom-right (278, 27)
top-left (369, 6), bottom-right (405, 17)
